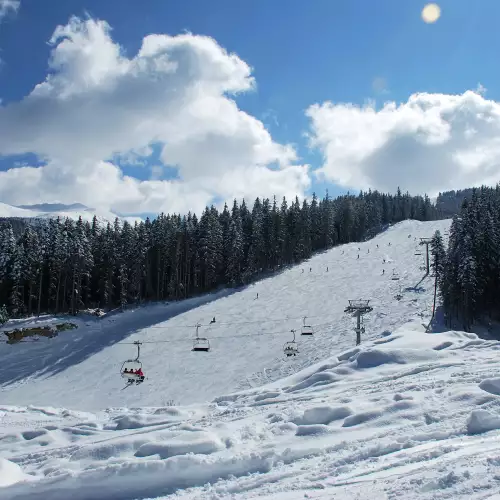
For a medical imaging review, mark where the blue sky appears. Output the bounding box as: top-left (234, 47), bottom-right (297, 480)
top-left (0, 0), bottom-right (500, 216)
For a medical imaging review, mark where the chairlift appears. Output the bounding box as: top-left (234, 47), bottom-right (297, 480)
top-left (192, 324), bottom-right (210, 352)
top-left (391, 269), bottom-right (400, 280)
top-left (395, 285), bottom-right (403, 301)
top-left (301, 316), bottom-right (314, 336)
top-left (284, 329), bottom-right (299, 357)
top-left (120, 341), bottom-right (145, 384)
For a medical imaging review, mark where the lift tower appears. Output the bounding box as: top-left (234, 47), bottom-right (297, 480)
top-left (344, 299), bottom-right (373, 346)
top-left (419, 237), bottom-right (433, 275)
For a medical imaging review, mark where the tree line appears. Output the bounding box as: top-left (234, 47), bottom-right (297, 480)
top-left (0, 188), bottom-right (438, 319)
top-left (434, 185), bottom-right (500, 331)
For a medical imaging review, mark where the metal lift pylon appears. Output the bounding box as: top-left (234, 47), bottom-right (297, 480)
top-left (344, 299), bottom-right (373, 346)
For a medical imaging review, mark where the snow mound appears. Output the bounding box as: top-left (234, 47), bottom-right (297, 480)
top-left (135, 430), bottom-right (225, 459)
top-left (295, 424), bottom-right (334, 436)
top-left (479, 378), bottom-right (500, 396)
top-left (466, 409), bottom-right (500, 434)
top-left (354, 348), bottom-right (443, 369)
top-left (0, 458), bottom-right (28, 487)
top-left (294, 405), bottom-right (352, 425)
top-left (111, 411), bottom-right (188, 430)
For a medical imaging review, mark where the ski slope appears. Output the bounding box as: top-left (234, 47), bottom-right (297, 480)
top-left (0, 221), bottom-right (450, 410)
top-left (4, 219), bottom-right (500, 499)
top-left (0, 219), bottom-right (450, 411)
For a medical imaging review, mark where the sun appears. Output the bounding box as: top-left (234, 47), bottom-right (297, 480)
top-left (421, 3), bottom-right (441, 23)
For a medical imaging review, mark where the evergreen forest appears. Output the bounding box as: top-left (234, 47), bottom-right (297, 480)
top-left (434, 185), bottom-right (500, 332)
top-left (0, 189), bottom-right (437, 319)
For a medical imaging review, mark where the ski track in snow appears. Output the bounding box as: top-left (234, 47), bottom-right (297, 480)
top-left (3, 219), bottom-right (500, 499)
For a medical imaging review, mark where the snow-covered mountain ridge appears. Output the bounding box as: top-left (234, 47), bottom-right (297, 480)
top-left (0, 202), bottom-right (141, 225)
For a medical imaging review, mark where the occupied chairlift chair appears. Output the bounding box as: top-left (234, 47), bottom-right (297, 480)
top-left (284, 329), bottom-right (299, 357)
top-left (192, 323), bottom-right (210, 352)
top-left (120, 341), bottom-right (145, 384)
top-left (301, 316), bottom-right (314, 336)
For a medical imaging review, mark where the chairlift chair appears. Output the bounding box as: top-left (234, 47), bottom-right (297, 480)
top-left (301, 316), bottom-right (314, 336)
top-left (120, 341), bottom-right (145, 383)
top-left (192, 324), bottom-right (210, 352)
top-left (284, 329), bottom-right (299, 357)
top-left (391, 269), bottom-right (400, 280)
top-left (192, 337), bottom-right (210, 352)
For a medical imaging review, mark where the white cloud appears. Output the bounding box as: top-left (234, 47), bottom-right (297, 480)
top-left (0, 16), bottom-right (309, 216)
top-left (306, 90), bottom-right (500, 197)
top-left (0, 0), bottom-right (19, 22)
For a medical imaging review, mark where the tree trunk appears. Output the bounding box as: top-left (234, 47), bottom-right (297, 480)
top-left (37, 269), bottom-right (43, 316)
top-left (55, 270), bottom-right (62, 314)
top-left (28, 281), bottom-right (33, 316)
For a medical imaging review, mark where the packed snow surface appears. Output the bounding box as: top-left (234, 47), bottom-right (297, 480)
top-left (3, 219), bottom-right (500, 499)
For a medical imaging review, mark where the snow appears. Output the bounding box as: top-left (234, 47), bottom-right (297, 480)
top-left (0, 201), bottom-right (140, 224)
top-left (3, 219), bottom-right (500, 499)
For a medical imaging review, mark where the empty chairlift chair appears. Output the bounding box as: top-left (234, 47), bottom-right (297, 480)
top-left (301, 316), bottom-right (314, 336)
top-left (284, 329), bottom-right (299, 357)
top-left (391, 269), bottom-right (400, 280)
top-left (192, 324), bottom-right (210, 352)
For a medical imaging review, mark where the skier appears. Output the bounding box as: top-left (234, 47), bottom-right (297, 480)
top-left (309, 267), bottom-right (312, 272)
top-left (210, 317), bottom-right (216, 324)
top-left (357, 254), bottom-right (359, 259)
top-left (367, 249), bottom-right (369, 253)
top-left (326, 266), bottom-right (329, 272)
top-left (382, 269), bottom-right (385, 274)
top-left (302, 269), bottom-right (304, 273)
top-left (376, 244), bottom-right (379, 248)
top-left (388, 242), bottom-right (391, 246)
top-left (135, 367), bottom-right (144, 382)
top-left (256, 293), bottom-right (259, 299)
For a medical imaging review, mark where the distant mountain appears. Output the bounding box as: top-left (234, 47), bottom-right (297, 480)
top-left (0, 202), bottom-right (142, 233)
top-left (16, 203), bottom-right (90, 212)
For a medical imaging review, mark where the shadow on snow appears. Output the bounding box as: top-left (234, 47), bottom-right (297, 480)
top-left (0, 288), bottom-right (239, 385)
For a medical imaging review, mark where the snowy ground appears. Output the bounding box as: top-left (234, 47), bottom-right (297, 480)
top-left (5, 219), bottom-right (500, 499)
top-left (3, 323), bottom-right (500, 499)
